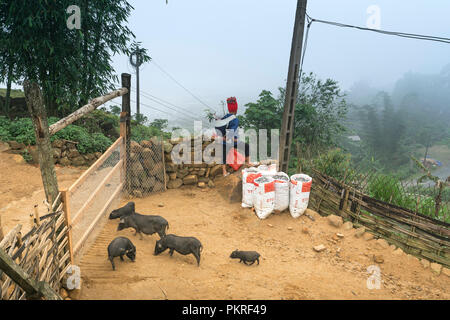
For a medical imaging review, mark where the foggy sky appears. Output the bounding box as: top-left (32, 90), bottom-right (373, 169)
top-left (5, 1), bottom-right (450, 127)
top-left (116, 0), bottom-right (450, 125)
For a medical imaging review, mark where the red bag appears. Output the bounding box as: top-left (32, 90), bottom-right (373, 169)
top-left (226, 148), bottom-right (245, 171)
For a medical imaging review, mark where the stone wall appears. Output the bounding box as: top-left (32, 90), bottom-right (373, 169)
top-left (164, 137), bottom-right (223, 189)
top-left (5, 139), bottom-right (102, 167)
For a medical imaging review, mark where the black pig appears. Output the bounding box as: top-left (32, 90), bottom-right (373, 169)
top-left (118, 213), bottom-right (169, 239)
top-left (154, 234), bottom-right (203, 266)
top-left (230, 250), bottom-right (260, 265)
top-left (109, 202), bottom-right (135, 219)
top-left (107, 237), bottom-right (136, 271)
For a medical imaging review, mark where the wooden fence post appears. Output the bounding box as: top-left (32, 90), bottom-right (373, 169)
top-left (121, 73), bottom-right (131, 194)
top-left (23, 80), bottom-right (59, 205)
top-left (60, 190), bottom-right (74, 266)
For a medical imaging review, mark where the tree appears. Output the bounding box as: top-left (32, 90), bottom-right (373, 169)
top-left (289, 72), bottom-right (348, 158)
top-left (0, 0), bottom-right (137, 117)
top-left (149, 119), bottom-right (168, 131)
top-left (239, 73), bottom-right (348, 160)
top-left (239, 90), bottom-right (282, 131)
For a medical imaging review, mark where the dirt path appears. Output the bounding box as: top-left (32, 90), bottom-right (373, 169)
top-left (79, 184), bottom-right (450, 300)
top-left (0, 152), bottom-right (85, 234)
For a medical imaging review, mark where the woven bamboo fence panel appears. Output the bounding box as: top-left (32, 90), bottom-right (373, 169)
top-left (0, 204), bottom-right (71, 300)
top-left (308, 169), bottom-right (450, 268)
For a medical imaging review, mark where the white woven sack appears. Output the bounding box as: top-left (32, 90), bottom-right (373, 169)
top-left (241, 168), bottom-right (261, 208)
top-left (272, 172), bottom-right (289, 212)
top-left (289, 174), bottom-right (312, 218)
top-left (252, 176), bottom-right (275, 219)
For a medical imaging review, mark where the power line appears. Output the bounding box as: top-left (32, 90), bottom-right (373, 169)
top-left (113, 81), bottom-right (206, 119)
top-left (150, 59), bottom-right (219, 113)
top-left (306, 13), bottom-right (450, 44)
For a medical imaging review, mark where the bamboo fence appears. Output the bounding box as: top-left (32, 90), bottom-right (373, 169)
top-left (0, 200), bottom-right (71, 300)
top-left (309, 168), bottom-right (450, 268)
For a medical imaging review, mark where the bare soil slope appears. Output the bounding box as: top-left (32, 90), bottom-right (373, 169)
top-left (0, 152), bottom-right (84, 234)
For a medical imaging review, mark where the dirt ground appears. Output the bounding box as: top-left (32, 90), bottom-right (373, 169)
top-left (79, 176), bottom-right (450, 300)
top-left (1, 151), bottom-right (449, 300)
top-left (0, 152), bottom-right (85, 234)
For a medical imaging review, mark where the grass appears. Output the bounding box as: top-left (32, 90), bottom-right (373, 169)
top-left (0, 88), bottom-right (25, 98)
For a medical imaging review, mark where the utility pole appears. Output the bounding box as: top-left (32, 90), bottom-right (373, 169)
top-left (130, 46), bottom-right (143, 121)
top-left (279, 0), bottom-right (308, 173)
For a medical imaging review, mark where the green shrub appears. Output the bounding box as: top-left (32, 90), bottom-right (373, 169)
top-left (312, 148), bottom-right (353, 180)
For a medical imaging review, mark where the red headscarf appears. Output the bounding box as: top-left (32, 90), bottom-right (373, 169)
top-left (227, 97), bottom-right (238, 113)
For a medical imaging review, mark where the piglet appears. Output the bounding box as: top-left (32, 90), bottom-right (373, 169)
top-left (107, 237), bottom-right (136, 270)
top-left (230, 250), bottom-right (260, 265)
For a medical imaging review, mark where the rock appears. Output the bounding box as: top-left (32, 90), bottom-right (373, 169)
top-left (12, 154), bottom-right (26, 164)
top-left (140, 140), bottom-right (152, 148)
top-left (198, 182), bottom-right (206, 188)
top-left (198, 168), bottom-right (206, 176)
top-left (166, 162), bottom-right (178, 173)
top-left (85, 153), bottom-right (96, 161)
top-left (336, 233), bottom-right (344, 238)
top-left (133, 189), bottom-right (143, 198)
top-left (302, 227), bottom-right (310, 234)
top-left (375, 239), bottom-right (389, 249)
top-left (313, 244), bottom-right (326, 252)
top-left (94, 152), bottom-right (102, 159)
top-left (158, 203), bottom-right (164, 207)
top-left (65, 297), bottom-right (71, 300)
top-left (442, 268), bottom-right (450, 277)
top-left (287, 227), bottom-right (293, 231)
top-left (183, 175), bottom-right (198, 185)
top-left (8, 141), bottom-right (25, 150)
top-left (163, 140), bottom-right (173, 153)
top-left (72, 156), bottom-right (86, 166)
top-left (167, 178), bottom-right (183, 189)
top-left (210, 164), bottom-right (223, 177)
top-left (169, 173), bottom-right (177, 180)
top-left (373, 255), bottom-right (384, 264)
top-left (208, 180), bottom-right (215, 188)
top-left (164, 153), bottom-right (172, 163)
top-left (342, 221), bottom-right (353, 230)
top-left (60, 288), bottom-right (69, 299)
top-left (68, 150), bottom-right (80, 159)
top-left (267, 224), bottom-right (274, 228)
top-left (363, 232), bottom-right (374, 241)
top-left (421, 259), bottom-right (430, 269)
top-left (393, 248), bottom-right (404, 256)
top-left (354, 227), bottom-right (366, 238)
top-left (130, 140), bottom-right (142, 153)
top-left (198, 176), bottom-right (209, 183)
top-left (0, 141), bottom-right (11, 152)
top-left (430, 263), bottom-right (442, 275)
top-left (59, 157), bottom-right (71, 166)
top-left (52, 139), bottom-right (65, 148)
top-left (327, 215), bottom-right (343, 228)
top-left (170, 137), bottom-right (183, 145)
top-left (177, 168), bottom-right (189, 179)
top-left (53, 148), bottom-right (61, 158)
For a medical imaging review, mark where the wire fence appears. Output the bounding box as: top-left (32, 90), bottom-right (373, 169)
top-left (125, 137), bottom-right (166, 198)
top-left (68, 137), bottom-right (124, 262)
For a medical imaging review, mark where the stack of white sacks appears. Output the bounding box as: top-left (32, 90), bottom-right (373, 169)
top-left (241, 164), bottom-right (312, 220)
